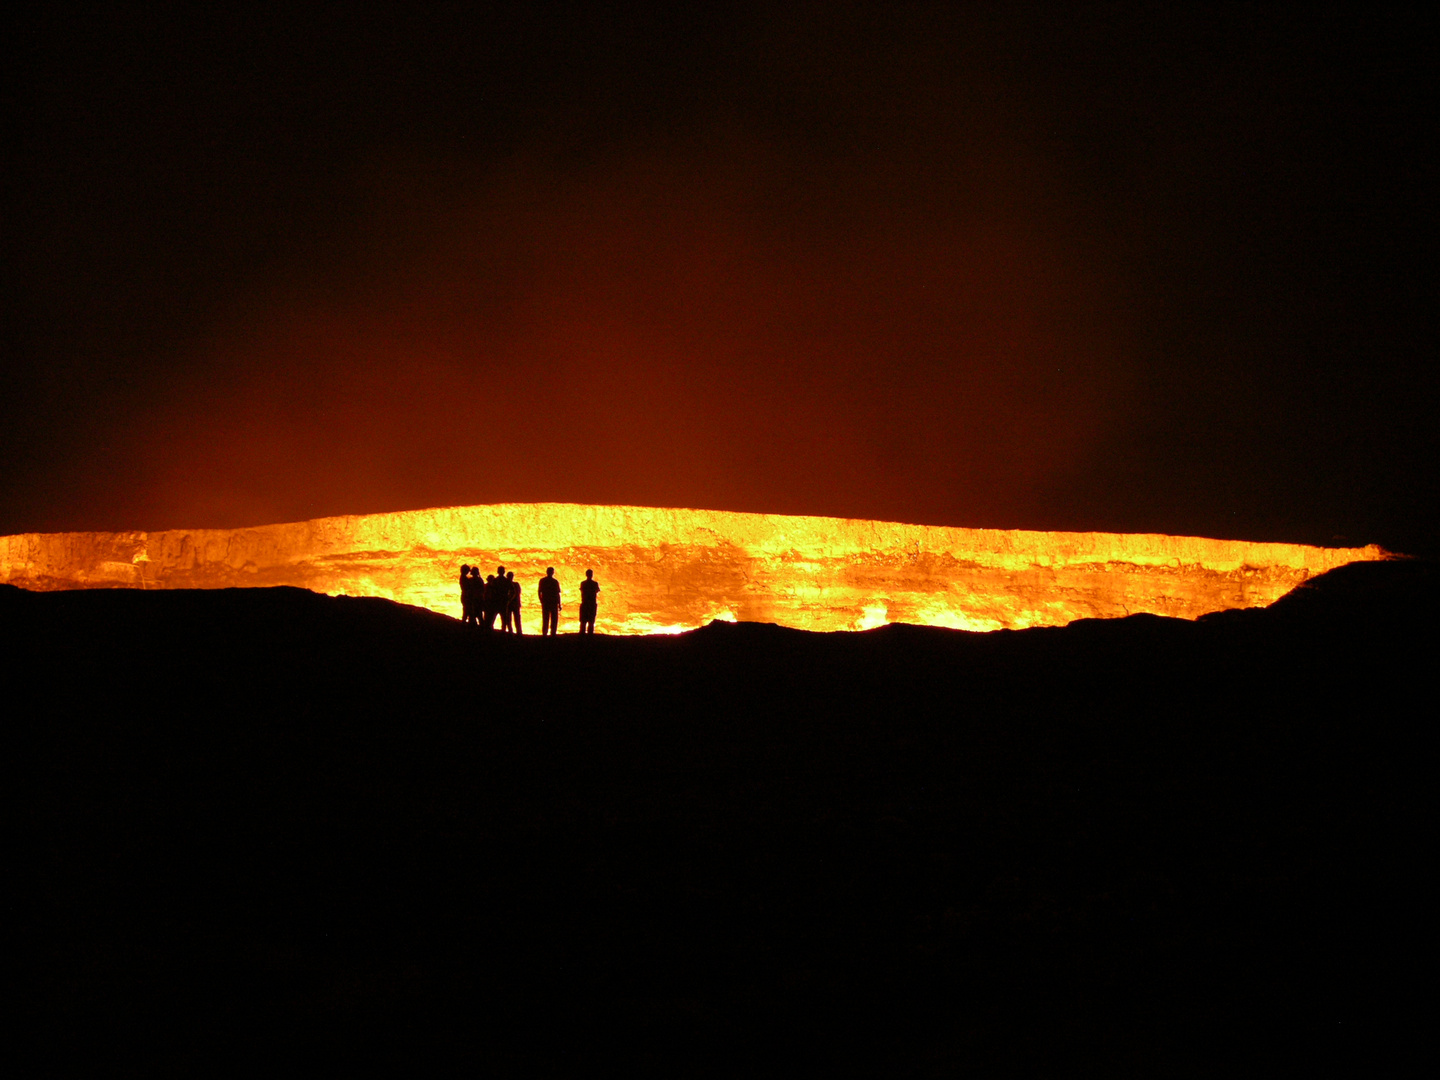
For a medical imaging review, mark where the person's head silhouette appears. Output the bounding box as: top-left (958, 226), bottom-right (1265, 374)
top-left (546, 567), bottom-right (555, 577)
top-left (461, 564), bottom-right (470, 575)
top-left (585, 569), bottom-right (594, 580)
top-left (506, 571), bottom-right (514, 581)
top-left (497, 565), bottom-right (505, 578)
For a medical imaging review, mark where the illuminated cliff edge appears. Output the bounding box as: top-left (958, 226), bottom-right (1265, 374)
top-left (0, 503), bottom-right (1387, 634)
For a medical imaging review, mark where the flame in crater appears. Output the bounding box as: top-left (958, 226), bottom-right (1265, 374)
top-left (0, 503), bottom-right (1387, 633)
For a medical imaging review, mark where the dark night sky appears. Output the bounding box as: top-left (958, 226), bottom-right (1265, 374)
top-left (4, 3), bottom-right (1436, 552)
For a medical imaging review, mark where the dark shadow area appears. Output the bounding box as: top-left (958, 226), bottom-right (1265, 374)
top-left (5, 561), bottom-right (1433, 1073)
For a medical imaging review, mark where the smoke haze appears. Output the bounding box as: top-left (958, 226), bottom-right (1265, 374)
top-left (4, 5), bottom-right (1435, 550)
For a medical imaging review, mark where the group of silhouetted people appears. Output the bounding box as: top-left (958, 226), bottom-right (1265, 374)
top-left (460, 564), bottom-right (601, 635)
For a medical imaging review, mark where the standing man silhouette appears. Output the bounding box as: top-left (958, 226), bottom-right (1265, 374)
top-left (459, 564), bottom-right (473, 625)
top-left (578, 569), bottom-right (600, 635)
top-left (538, 567), bottom-right (561, 637)
top-left (506, 570), bottom-right (522, 635)
top-left (483, 571), bottom-right (501, 630)
top-left (488, 566), bottom-right (507, 631)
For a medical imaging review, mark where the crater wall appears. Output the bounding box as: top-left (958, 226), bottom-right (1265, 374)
top-left (0, 503), bottom-right (1387, 633)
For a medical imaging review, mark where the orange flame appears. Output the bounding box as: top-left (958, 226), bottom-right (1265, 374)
top-left (0, 503), bottom-right (1387, 633)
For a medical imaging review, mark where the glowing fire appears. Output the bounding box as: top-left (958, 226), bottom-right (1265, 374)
top-left (0, 503), bottom-right (1387, 634)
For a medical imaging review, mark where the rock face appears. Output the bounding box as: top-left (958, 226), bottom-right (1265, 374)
top-left (0, 503), bottom-right (1387, 633)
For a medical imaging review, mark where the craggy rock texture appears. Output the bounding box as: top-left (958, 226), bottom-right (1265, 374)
top-left (0, 503), bottom-right (1386, 631)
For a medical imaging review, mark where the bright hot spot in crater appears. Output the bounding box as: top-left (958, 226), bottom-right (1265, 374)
top-left (0, 503), bottom-right (1387, 634)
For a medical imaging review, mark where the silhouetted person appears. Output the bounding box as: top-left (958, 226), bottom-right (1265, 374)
top-left (459, 563), bottom-right (474, 625)
top-left (487, 565), bottom-right (508, 631)
top-left (460, 567), bottom-right (483, 624)
top-left (578, 569), bottom-right (600, 634)
top-left (483, 573), bottom-right (500, 630)
top-left (538, 567), bottom-right (561, 637)
top-left (506, 570), bottom-right (522, 635)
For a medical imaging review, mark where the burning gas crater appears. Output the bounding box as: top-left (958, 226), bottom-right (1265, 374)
top-left (0, 503), bottom-right (1386, 634)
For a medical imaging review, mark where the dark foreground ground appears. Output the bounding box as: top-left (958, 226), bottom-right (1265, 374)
top-left (5, 562), bottom-right (1434, 1075)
